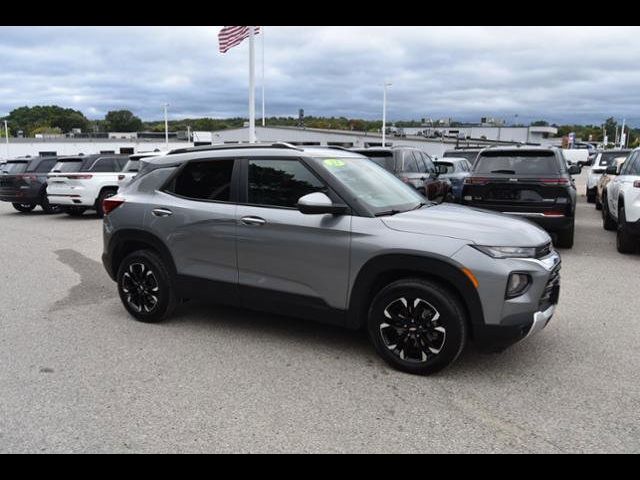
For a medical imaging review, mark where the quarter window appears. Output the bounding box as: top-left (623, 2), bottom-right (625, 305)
top-left (248, 159), bottom-right (325, 208)
top-left (167, 160), bottom-right (234, 202)
top-left (402, 152), bottom-right (420, 173)
top-left (90, 157), bottom-right (121, 172)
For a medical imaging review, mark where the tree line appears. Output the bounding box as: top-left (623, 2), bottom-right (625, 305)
top-left (1, 106), bottom-right (638, 147)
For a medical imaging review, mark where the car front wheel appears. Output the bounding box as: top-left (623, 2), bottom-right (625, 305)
top-left (367, 279), bottom-right (467, 375)
top-left (602, 197), bottom-right (617, 231)
top-left (117, 250), bottom-right (177, 323)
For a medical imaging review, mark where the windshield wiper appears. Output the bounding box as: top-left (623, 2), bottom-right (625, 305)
top-left (375, 209), bottom-right (403, 217)
top-left (411, 202), bottom-right (431, 210)
top-left (490, 169), bottom-right (517, 174)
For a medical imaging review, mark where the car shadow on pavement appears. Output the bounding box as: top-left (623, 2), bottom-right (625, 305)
top-left (155, 299), bottom-right (538, 378)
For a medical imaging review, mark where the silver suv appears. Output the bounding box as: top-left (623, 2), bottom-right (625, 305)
top-left (101, 143), bottom-right (561, 375)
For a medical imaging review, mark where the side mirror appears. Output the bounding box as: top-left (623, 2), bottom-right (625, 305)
top-left (297, 192), bottom-right (348, 215)
top-left (605, 166), bottom-right (618, 175)
top-left (569, 165), bottom-right (581, 175)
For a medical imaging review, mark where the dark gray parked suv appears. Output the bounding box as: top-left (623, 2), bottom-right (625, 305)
top-left (0, 156), bottom-right (61, 213)
top-left (101, 144), bottom-right (561, 375)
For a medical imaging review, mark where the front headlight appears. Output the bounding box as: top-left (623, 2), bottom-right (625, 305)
top-left (472, 245), bottom-right (537, 259)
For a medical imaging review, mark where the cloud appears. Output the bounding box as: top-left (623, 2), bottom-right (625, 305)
top-left (0, 26), bottom-right (639, 125)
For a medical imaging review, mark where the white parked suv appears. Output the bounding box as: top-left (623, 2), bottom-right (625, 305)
top-left (117, 151), bottom-right (168, 190)
top-left (47, 154), bottom-right (129, 217)
top-left (602, 148), bottom-right (640, 253)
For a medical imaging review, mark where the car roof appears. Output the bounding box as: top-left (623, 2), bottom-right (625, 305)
top-left (147, 144), bottom-right (365, 168)
top-left (437, 157), bottom-right (468, 163)
top-left (479, 146), bottom-right (558, 154)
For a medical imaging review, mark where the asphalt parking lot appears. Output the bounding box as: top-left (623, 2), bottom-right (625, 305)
top-left (1, 171), bottom-right (639, 453)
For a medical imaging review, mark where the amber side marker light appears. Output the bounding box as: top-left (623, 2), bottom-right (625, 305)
top-left (461, 268), bottom-right (479, 289)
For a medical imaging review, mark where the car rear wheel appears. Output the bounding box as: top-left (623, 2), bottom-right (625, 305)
top-left (40, 195), bottom-right (62, 214)
top-left (63, 206), bottom-right (87, 217)
top-left (12, 203), bottom-right (36, 213)
top-left (96, 189), bottom-right (117, 219)
top-left (595, 195), bottom-right (603, 211)
top-left (555, 222), bottom-right (575, 249)
top-left (617, 206), bottom-right (638, 254)
top-left (602, 197), bottom-right (617, 231)
top-left (367, 279), bottom-right (467, 375)
top-left (586, 188), bottom-right (596, 203)
top-left (117, 250), bottom-right (177, 323)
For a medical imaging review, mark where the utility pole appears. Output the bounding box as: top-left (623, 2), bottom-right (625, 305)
top-left (163, 103), bottom-right (169, 148)
top-left (3, 120), bottom-right (9, 159)
top-left (382, 82), bottom-right (392, 147)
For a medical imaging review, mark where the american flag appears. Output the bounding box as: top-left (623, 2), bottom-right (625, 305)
top-left (218, 26), bottom-right (261, 54)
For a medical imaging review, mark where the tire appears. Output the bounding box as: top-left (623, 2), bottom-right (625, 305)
top-left (555, 222), bottom-right (575, 249)
top-left (117, 250), bottom-right (177, 323)
top-left (617, 206), bottom-right (638, 254)
top-left (602, 197), bottom-right (617, 231)
top-left (595, 195), bottom-right (603, 211)
top-left (12, 203), bottom-right (36, 213)
top-left (586, 191), bottom-right (596, 204)
top-left (40, 194), bottom-right (62, 214)
top-left (96, 189), bottom-right (117, 219)
top-left (63, 206), bottom-right (87, 217)
top-left (367, 278), bottom-right (467, 375)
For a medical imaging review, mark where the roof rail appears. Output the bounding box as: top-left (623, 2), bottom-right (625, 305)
top-left (324, 146), bottom-right (355, 152)
top-left (167, 142), bottom-right (303, 156)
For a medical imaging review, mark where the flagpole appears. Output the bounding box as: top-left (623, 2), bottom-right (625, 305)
top-left (249, 27), bottom-right (256, 143)
top-left (261, 26), bottom-right (266, 128)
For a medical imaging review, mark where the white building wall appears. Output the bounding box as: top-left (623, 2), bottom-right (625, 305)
top-left (1, 140), bottom-right (192, 160)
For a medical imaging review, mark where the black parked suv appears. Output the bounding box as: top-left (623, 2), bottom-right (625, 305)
top-left (461, 147), bottom-right (580, 248)
top-left (352, 147), bottom-right (450, 201)
top-left (0, 156), bottom-right (61, 213)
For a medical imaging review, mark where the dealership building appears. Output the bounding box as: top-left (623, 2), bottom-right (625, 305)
top-left (1, 125), bottom-right (559, 161)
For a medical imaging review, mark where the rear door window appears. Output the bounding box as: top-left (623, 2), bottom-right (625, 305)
top-left (32, 159), bottom-right (57, 173)
top-left (402, 151), bottom-right (420, 173)
top-left (474, 152), bottom-right (561, 175)
top-left (166, 160), bottom-right (235, 202)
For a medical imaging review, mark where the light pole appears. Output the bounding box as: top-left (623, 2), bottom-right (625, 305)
top-left (382, 81), bottom-right (392, 147)
top-left (3, 120), bottom-right (9, 159)
top-left (163, 103), bottom-right (169, 148)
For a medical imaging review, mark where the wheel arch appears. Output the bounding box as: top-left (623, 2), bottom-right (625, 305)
top-left (108, 229), bottom-right (177, 281)
top-left (346, 254), bottom-right (485, 335)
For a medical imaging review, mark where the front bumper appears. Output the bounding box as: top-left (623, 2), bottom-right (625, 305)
top-left (452, 246), bottom-right (561, 351)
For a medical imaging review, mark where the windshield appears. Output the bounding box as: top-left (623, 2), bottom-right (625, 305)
top-left (444, 151), bottom-right (479, 164)
top-left (474, 152), bottom-right (560, 175)
top-left (598, 151), bottom-right (630, 167)
top-left (1, 161), bottom-right (28, 174)
top-left (313, 156), bottom-right (424, 215)
top-left (437, 162), bottom-right (455, 174)
top-left (354, 151), bottom-right (395, 172)
top-left (123, 159), bottom-right (140, 172)
top-left (51, 160), bottom-right (83, 173)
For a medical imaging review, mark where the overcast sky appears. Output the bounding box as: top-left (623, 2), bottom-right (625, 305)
top-left (1, 26), bottom-right (639, 125)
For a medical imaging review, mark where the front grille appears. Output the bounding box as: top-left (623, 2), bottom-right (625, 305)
top-left (540, 263), bottom-right (561, 308)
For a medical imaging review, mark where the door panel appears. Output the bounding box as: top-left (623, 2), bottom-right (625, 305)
top-left (150, 191), bottom-right (238, 284)
top-left (237, 158), bottom-right (352, 312)
top-left (237, 205), bottom-right (351, 309)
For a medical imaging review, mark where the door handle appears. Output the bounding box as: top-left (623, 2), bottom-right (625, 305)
top-left (152, 208), bottom-right (173, 217)
top-left (241, 216), bottom-right (267, 226)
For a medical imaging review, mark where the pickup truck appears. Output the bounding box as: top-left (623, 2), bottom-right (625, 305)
top-left (47, 154), bottom-right (129, 217)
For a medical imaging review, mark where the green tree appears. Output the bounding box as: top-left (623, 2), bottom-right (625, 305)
top-left (31, 126), bottom-right (63, 136)
top-left (105, 110), bottom-right (143, 132)
top-left (6, 105), bottom-right (89, 136)
top-left (531, 120), bottom-right (549, 126)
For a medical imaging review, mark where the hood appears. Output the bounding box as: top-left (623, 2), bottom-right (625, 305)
top-left (382, 203), bottom-right (550, 247)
